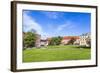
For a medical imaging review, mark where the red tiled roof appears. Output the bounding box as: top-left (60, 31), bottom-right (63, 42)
top-left (63, 36), bottom-right (79, 40)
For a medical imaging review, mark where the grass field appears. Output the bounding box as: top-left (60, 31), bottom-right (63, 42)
top-left (23, 45), bottom-right (91, 62)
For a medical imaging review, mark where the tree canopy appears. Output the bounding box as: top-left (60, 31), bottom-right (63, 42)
top-left (23, 32), bottom-right (37, 49)
top-left (49, 36), bottom-right (62, 45)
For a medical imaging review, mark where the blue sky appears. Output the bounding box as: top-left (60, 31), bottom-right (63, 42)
top-left (23, 10), bottom-right (91, 38)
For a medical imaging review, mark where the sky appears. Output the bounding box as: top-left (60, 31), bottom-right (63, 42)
top-left (23, 10), bottom-right (91, 38)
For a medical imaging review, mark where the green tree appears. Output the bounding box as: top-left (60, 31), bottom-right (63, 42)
top-left (23, 32), bottom-right (37, 49)
top-left (68, 38), bottom-right (76, 45)
top-left (49, 36), bottom-right (62, 45)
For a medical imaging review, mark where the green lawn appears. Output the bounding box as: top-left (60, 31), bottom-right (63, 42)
top-left (23, 45), bottom-right (91, 62)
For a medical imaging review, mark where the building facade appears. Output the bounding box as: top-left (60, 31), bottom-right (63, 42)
top-left (35, 34), bottom-right (49, 48)
top-left (61, 36), bottom-right (79, 45)
top-left (79, 33), bottom-right (91, 47)
top-left (40, 39), bottom-right (48, 47)
top-left (35, 33), bottom-right (91, 48)
top-left (35, 34), bottom-right (41, 48)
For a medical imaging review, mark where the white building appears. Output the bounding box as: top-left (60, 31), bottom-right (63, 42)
top-left (40, 39), bottom-right (48, 47)
top-left (35, 34), bottom-right (41, 48)
top-left (74, 38), bottom-right (80, 45)
top-left (79, 33), bottom-right (91, 47)
top-left (35, 34), bottom-right (49, 48)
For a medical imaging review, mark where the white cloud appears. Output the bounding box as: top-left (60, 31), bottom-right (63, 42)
top-left (23, 12), bottom-right (42, 34)
top-left (42, 11), bottom-right (63, 19)
top-left (57, 24), bottom-right (68, 31)
top-left (23, 11), bottom-right (76, 38)
top-left (23, 12), bottom-right (51, 38)
top-left (56, 21), bottom-right (72, 32)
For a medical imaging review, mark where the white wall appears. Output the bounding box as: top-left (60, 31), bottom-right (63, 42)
top-left (0, 0), bottom-right (99, 73)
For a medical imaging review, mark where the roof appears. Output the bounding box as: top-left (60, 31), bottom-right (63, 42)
top-left (62, 36), bottom-right (79, 40)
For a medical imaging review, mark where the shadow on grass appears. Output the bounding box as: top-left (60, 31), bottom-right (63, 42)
top-left (73, 46), bottom-right (91, 49)
top-left (23, 45), bottom-right (91, 50)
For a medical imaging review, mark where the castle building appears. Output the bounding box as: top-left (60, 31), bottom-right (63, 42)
top-left (79, 33), bottom-right (91, 47)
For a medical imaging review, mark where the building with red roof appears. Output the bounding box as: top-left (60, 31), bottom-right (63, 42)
top-left (61, 36), bottom-right (79, 45)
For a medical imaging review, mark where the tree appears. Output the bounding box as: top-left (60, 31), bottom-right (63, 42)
top-left (23, 32), bottom-right (37, 49)
top-left (68, 38), bottom-right (76, 45)
top-left (49, 36), bottom-right (62, 45)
